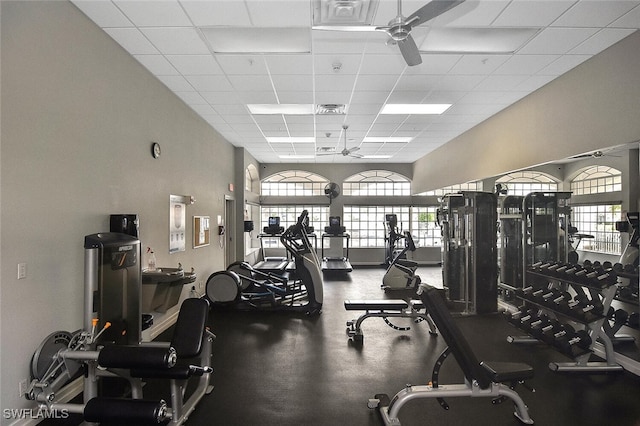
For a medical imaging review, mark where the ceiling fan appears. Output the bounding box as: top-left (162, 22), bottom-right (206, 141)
top-left (313, 0), bottom-right (465, 66)
top-left (570, 149), bottom-right (621, 160)
top-left (317, 125), bottom-right (363, 158)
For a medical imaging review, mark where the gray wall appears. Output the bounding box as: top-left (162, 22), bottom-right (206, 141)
top-left (0, 1), bottom-right (235, 418)
top-left (412, 31), bottom-right (640, 197)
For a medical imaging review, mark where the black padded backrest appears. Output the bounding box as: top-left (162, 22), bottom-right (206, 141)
top-left (419, 286), bottom-right (492, 389)
top-left (170, 298), bottom-right (209, 359)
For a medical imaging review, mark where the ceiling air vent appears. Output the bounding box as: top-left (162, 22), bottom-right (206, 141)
top-left (316, 104), bottom-right (346, 115)
top-left (312, 0), bottom-right (379, 26)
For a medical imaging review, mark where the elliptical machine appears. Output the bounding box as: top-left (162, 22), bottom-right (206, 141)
top-left (381, 231), bottom-right (421, 291)
top-left (205, 210), bottom-right (323, 315)
top-left (384, 214), bottom-right (404, 267)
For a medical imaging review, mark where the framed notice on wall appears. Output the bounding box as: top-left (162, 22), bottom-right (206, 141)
top-left (193, 216), bottom-right (210, 248)
top-left (170, 195), bottom-right (187, 253)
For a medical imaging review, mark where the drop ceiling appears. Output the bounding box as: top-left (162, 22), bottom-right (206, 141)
top-left (71, 0), bottom-right (640, 163)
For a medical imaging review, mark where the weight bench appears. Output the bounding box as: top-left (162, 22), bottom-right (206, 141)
top-left (369, 284), bottom-right (534, 425)
top-left (344, 299), bottom-right (438, 344)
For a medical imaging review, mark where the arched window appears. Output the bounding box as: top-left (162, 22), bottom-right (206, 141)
top-left (245, 164), bottom-right (258, 193)
top-left (343, 170), bottom-right (410, 196)
top-left (570, 166), bottom-right (623, 255)
top-left (570, 166), bottom-right (622, 195)
top-left (261, 170), bottom-right (329, 196)
top-left (495, 171), bottom-right (558, 196)
top-left (417, 181), bottom-right (483, 196)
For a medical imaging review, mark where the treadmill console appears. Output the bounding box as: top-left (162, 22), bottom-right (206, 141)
top-left (264, 216), bottom-right (284, 235)
top-left (325, 216), bottom-right (346, 235)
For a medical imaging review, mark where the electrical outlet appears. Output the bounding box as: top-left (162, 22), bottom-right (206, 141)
top-left (17, 263), bottom-right (27, 280)
top-left (198, 281), bottom-right (204, 291)
top-left (19, 378), bottom-right (28, 398)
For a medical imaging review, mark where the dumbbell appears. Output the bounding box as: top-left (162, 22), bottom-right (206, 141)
top-left (566, 294), bottom-right (603, 321)
top-left (515, 284), bottom-right (541, 299)
top-left (556, 329), bottom-right (592, 354)
top-left (538, 289), bottom-right (563, 306)
top-left (505, 308), bottom-right (535, 325)
top-left (628, 312), bottom-right (639, 328)
top-left (602, 261), bottom-right (613, 270)
top-left (541, 322), bottom-right (575, 345)
top-left (532, 318), bottom-right (561, 339)
top-left (522, 313), bottom-right (550, 334)
top-left (519, 312), bottom-right (543, 331)
top-left (612, 309), bottom-right (629, 324)
top-left (550, 291), bottom-right (574, 313)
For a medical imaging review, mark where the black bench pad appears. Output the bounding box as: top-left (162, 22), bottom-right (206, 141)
top-left (344, 299), bottom-right (409, 311)
top-left (481, 361), bottom-right (534, 383)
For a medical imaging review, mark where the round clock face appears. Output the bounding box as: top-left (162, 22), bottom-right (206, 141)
top-left (152, 142), bottom-right (161, 158)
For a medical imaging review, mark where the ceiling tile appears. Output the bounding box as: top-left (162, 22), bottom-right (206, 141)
top-left (166, 54), bottom-right (223, 75)
top-left (276, 91), bottom-right (315, 103)
top-left (104, 28), bottom-right (159, 54)
top-left (492, 1), bottom-right (575, 27)
top-left (114, 0), bottom-right (191, 27)
top-left (266, 55), bottom-right (314, 75)
top-left (134, 54), bottom-right (179, 75)
top-left (551, 1), bottom-right (639, 28)
top-left (569, 28), bottom-right (637, 55)
top-left (271, 74), bottom-right (314, 92)
top-left (227, 75), bottom-right (275, 92)
top-left (430, 0), bottom-right (510, 26)
top-left (246, 0), bottom-right (312, 27)
top-left (72, 1), bottom-right (133, 27)
top-left (174, 91), bottom-right (207, 105)
top-left (185, 75), bottom-right (234, 91)
top-left (156, 75), bottom-right (194, 91)
top-left (315, 74), bottom-right (357, 92)
top-left (180, 1), bottom-right (252, 27)
top-left (518, 28), bottom-right (599, 55)
top-left (493, 54), bottom-right (560, 75)
top-left (141, 28), bottom-right (210, 55)
top-left (217, 56), bottom-right (270, 75)
top-left (538, 54), bottom-right (592, 76)
top-left (448, 55), bottom-right (511, 75)
top-left (610, 5), bottom-right (640, 27)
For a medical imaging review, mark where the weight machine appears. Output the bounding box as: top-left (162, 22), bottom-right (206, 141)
top-left (438, 191), bottom-right (498, 314)
top-left (498, 192), bottom-right (572, 293)
top-left (25, 233), bottom-right (214, 425)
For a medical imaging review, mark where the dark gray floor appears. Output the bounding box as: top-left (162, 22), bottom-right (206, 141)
top-left (43, 266), bottom-right (640, 425)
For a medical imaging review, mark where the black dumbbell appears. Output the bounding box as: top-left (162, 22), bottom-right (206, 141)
top-left (628, 312), bottom-right (639, 328)
top-left (556, 329), bottom-right (592, 354)
top-left (602, 261), bottom-right (613, 270)
top-left (613, 309), bottom-right (629, 324)
top-left (532, 318), bottom-right (561, 339)
top-left (522, 313), bottom-right (550, 333)
top-left (541, 322), bottom-right (575, 345)
top-left (505, 308), bottom-right (534, 325)
top-left (515, 284), bottom-right (540, 298)
top-left (551, 291), bottom-right (573, 313)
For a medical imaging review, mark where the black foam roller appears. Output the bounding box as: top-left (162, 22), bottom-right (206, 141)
top-left (98, 345), bottom-right (176, 369)
top-left (84, 397), bottom-right (167, 424)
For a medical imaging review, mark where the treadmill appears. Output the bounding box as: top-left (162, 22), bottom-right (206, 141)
top-left (321, 216), bottom-right (353, 273)
top-left (254, 217), bottom-right (290, 274)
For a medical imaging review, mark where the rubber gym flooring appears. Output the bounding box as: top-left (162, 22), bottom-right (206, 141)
top-left (43, 266), bottom-right (640, 426)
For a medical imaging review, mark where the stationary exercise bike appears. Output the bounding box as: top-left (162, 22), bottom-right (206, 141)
top-left (384, 214), bottom-right (404, 267)
top-left (206, 210), bottom-right (323, 315)
top-left (382, 231), bottom-right (421, 291)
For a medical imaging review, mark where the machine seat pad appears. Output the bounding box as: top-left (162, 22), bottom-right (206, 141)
top-left (481, 361), bottom-right (534, 383)
top-left (84, 397), bottom-right (166, 424)
top-left (171, 298), bottom-right (209, 358)
top-left (344, 299), bottom-right (408, 311)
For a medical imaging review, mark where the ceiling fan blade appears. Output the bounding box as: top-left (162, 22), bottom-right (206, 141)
top-left (348, 146), bottom-right (361, 153)
top-left (397, 34), bottom-right (422, 66)
top-left (349, 153), bottom-right (364, 158)
top-left (406, 0), bottom-right (466, 29)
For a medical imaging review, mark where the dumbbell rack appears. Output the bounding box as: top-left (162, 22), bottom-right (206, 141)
top-left (508, 265), bottom-right (623, 373)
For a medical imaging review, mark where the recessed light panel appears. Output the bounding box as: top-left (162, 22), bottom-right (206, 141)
top-left (380, 104), bottom-right (452, 115)
top-left (267, 137), bottom-right (316, 143)
top-left (420, 27), bottom-right (540, 54)
top-left (248, 104), bottom-right (314, 115)
top-left (201, 27), bottom-right (311, 53)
